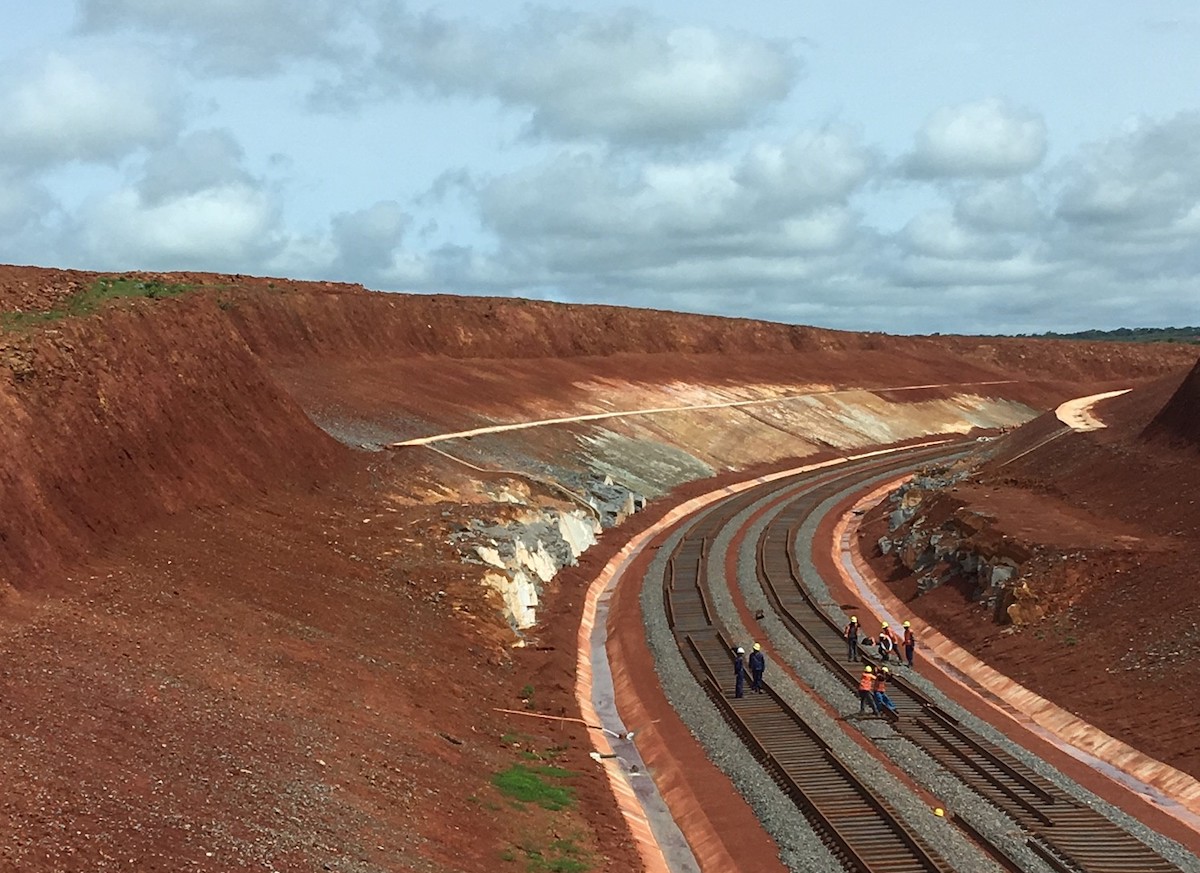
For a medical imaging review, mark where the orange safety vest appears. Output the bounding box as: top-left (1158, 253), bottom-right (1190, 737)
top-left (903, 628), bottom-right (915, 647)
top-left (858, 672), bottom-right (874, 692)
top-left (873, 675), bottom-right (888, 693)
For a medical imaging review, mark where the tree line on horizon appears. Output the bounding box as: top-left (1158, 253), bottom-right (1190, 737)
top-left (1015, 326), bottom-right (1200, 344)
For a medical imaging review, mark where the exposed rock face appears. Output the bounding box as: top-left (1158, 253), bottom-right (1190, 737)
top-left (876, 465), bottom-right (1033, 622)
top-left (450, 474), bottom-right (643, 631)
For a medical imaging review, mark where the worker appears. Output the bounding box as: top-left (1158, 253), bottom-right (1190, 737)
top-left (902, 621), bottom-right (917, 668)
top-left (749, 642), bottom-right (766, 693)
top-left (857, 665), bottom-right (879, 715)
top-left (733, 647), bottom-right (746, 698)
top-left (843, 615), bottom-right (860, 661)
top-left (877, 622), bottom-right (896, 664)
top-left (874, 666), bottom-right (899, 716)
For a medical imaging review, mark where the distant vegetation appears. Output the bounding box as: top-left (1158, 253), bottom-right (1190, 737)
top-left (1018, 326), bottom-right (1200, 344)
top-left (1, 277), bottom-right (195, 331)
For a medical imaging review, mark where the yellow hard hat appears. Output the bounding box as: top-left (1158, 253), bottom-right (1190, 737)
top-left (882, 666), bottom-right (890, 673)
top-left (850, 616), bottom-right (858, 622)
top-left (903, 621), bottom-right (911, 628)
top-left (752, 642), bottom-right (761, 651)
top-left (881, 622), bottom-right (889, 629)
top-left (933, 807), bottom-right (945, 817)
top-left (863, 665), bottom-right (873, 673)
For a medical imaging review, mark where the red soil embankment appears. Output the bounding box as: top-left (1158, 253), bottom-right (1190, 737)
top-left (0, 293), bottom-right (339, 591)
top-left (1142, 355), bottom-right (1200, 450)
top-left (219, 283), bottom-right (1198, 438)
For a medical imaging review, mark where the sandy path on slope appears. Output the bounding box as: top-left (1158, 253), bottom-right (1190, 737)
top-left (388, 379), bottom-right (1017, 447)
top-left (1055, 388), bottom-right (1132, 431)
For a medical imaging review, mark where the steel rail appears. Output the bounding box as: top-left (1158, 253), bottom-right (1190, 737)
top-left (661, 446), bottom-right (972, 872)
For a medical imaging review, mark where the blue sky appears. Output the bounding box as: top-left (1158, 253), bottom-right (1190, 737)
top-left (2, 2), bottom-right (1199, 334)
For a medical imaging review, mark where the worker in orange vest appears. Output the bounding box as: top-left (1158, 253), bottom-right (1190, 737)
top-left (902, 621), bottom-right (917, 668)
top-left (874, 666), bottom-right (899, 717)
top-left (857, 665), bottom-right (879, 715)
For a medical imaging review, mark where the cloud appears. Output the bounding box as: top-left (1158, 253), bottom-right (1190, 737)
top-left (0, 49), bottom-right (181, 169)
top-left (0, 175), bottom-right (60, 267)
top-left (477, 125), bottom-right (873, 252)
top-left (890, 250), bottom-right (1056, 289)
top-left (898, 210), bottom-right (1019, 260)
top-left (1055, 112), bottom-right (1200, 233)
top-left (421, 128), bottom-right (882, 313)
top-left (954, 180), bottom-right (1045, 232)
top-left (80, 183), bottom-right (281, 270)
top-left (76, 0), bottom-right (357, 76)
top-left (324, 7), bottom-right (801, 145)
top-left (737, 125), bottom-right (878, 215)
top-left (137, 129), bottom-right (255, 205)
top-left (903, 98), bottom-right (1046, 178)
top-left (330, 201), bottom-right (412, 273)
top-left (72, 132), bottom-right (283, 271)
top-left (0, 173), bottom-right (56, 236)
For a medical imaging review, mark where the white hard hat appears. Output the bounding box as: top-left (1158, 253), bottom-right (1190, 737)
top-left (736, 647), bottom-right (745, 654)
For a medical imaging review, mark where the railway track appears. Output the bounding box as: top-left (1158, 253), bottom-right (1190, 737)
top-left (753, 464), bottom-right (1184, 873)
top-left (657, 443), bottom-right (1185, 873)
top-left (664, 447), bottom-right (967, 872)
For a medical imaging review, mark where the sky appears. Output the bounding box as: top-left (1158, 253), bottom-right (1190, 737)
top-left (2, 2), bottom-right (1199, 334)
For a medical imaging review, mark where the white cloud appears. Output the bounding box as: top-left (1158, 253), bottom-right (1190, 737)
top-left (891, 250), bottom-right (1056, 289)
top-left (328, 7), bottom-right (800, 145)
top-left (137, 129), bottom-right (254, 205)
top-left (903, 98), bottom-right (1046, 178)
top-left (1056, 112), bottom-right (1200, 233)
top-left (0, 50), bottom-right (181, 169)
top-left (433, 133), bottom-right (882, 313)
top-left (477, 125), bottom-right (873, 251)
top-left (954, 180), bottom-right (1045, 232)
top-left (737, 125), bottom-right (878, 215)
top-left (0, 173), bottom-right (55, 235)
top-left (778, 208), bottom-right (861, 253)
top-left (898, 210), bottom-right (1017, 260)
top-left (76, 0), bottom-right (357, 76)
top-left (330, 201), bottom-right (412, 273)
top-left (80, 183), bottom-right (281, 270)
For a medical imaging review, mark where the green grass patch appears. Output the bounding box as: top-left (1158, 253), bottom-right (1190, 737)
top-left (508, 836), bottom-right (590, 872)
top-left (541, 838), bottom-right (590, 872)
top-left (74, 276), bottom-right (195, 312)
top-left (492, 764), bottom-right (577, 811)
top-left (1, 276), bottom-right (197, 333)
top-left (0, 310), bottom-right (62, 330)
